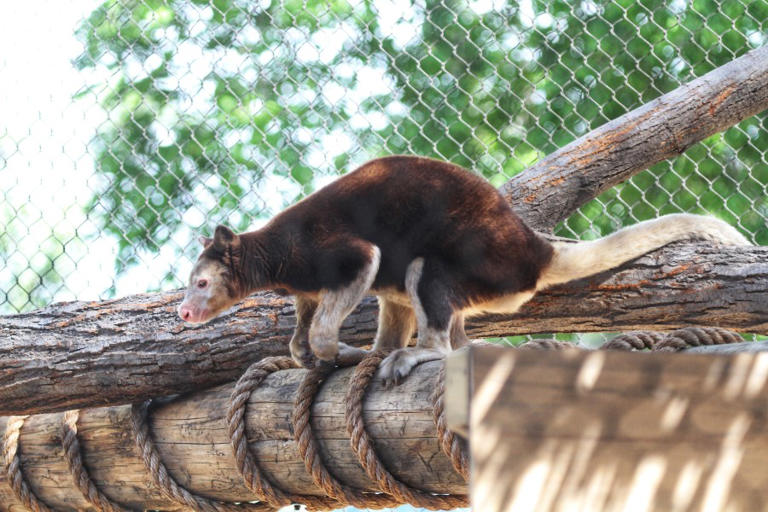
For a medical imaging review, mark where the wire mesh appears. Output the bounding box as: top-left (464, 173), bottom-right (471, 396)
top-left (0, 2), bottom-right (766, 510)
top-left (1, 0), bottom-right (767, 325)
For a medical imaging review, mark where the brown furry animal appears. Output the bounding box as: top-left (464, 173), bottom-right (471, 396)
top-left (178, 155), bottom-right (749, 384)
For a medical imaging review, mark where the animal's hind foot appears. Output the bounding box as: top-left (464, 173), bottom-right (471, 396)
top-left (308, 331), bottom-right (340, 363)
top-left (294, 342), bottom-right (369, 369)
top-left (377, 347), bottom-right (449, 388)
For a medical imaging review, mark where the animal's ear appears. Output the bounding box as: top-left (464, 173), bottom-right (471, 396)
top-left (213, 225), bottom-right (238, 249)
top-left (198, 235), bottom-right (213, 247)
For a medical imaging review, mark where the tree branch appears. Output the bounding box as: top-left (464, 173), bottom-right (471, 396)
top-left (2, 242), bottom-right (766, 416)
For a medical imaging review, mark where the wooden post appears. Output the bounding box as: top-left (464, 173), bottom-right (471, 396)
top-left (447, 345), bottom-right (768, 511)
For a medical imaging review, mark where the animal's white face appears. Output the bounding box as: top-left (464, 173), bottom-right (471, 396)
top-left (178, 226), bottom-right (243, 324)
top-left (178, 256), bottom-right (238, 323)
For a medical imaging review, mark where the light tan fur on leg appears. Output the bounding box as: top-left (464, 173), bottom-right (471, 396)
top-left (373, 297), bottom-right (416, 352)
top-left (333, 296), bottom-right (417, 367)
top-left (309, 246), bottom-right (381, 361)
top-left (450, 312), bottom-right (469, 350)
top-left (289, 294), bottom-right (319, 368)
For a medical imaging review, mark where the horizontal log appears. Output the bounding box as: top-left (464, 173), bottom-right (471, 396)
top-left (449, 344), bottom-right (768, 512)
top-left (2, 242), bottom-right (766, 416)
top-left (502, 44), bottom-right (768, 231)
top-left (0, 360), bottom-right (464, 511)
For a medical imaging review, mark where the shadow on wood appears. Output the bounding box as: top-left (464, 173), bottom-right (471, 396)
top-left (448, 345), bottom-right (768, 512)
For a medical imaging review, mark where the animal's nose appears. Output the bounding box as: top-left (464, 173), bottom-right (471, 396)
top-left (179, 305), bottom-right (192, 322)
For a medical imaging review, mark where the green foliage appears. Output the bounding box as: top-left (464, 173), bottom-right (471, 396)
top-left (74, 0), bottom-right (768, 281)
top-left (0, 204), bottom-right (73, 312)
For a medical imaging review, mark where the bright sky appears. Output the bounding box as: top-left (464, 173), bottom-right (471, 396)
top-left (0, 1), bottom-right (128, 306)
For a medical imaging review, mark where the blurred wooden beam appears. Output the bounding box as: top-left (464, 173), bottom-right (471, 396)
top-left (448, 344), bottom-right (768, 511)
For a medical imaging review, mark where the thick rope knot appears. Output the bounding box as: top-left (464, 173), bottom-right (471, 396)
top-left (431, 363), bottom-right (470, 481)
top-left (226, 356), bottom-right (340, 511)
top-left (602, 331), bottom-right (666, 351)
top-left (654, 327), bottom-right (743, 352)
top-left (344, 351), bottom-right (469, 510)
top-left (3, 415), bottom-right (54, 512)
top-left (131, 399), bottom-right (273, 512)
top-left (293, 364), bottom-right (402, 509)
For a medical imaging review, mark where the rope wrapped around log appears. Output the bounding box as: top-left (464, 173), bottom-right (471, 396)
top-left (0, 355), bottom-right (468, 510)
top-left (0, 327), bottom-right (751, 511)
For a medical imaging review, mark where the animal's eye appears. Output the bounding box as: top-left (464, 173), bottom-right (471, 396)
top-left (197, 279), bottom-right (208, 289)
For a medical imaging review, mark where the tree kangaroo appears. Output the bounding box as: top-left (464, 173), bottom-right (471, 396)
top-left (178, 155), bottom-right (749, 385)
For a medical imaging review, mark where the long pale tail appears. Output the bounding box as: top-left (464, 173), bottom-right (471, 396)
top-left (537, 214), bottom-right (750, 289)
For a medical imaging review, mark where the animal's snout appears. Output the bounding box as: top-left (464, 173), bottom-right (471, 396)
top-left (178, 303), bottom-right (193, 322)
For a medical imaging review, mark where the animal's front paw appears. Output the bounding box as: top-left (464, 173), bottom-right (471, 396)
top-left (308, 332), bottom-right (339, 363)
top-left (378, 348), bottom-right (418, 388)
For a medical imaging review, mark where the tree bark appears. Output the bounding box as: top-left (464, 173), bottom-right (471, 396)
top-left (501, 44), bottom-right (768, 231)
top-left (0, 361), bottom-right (465, 511)
top-left (2, 242), bottom-right (767, 416)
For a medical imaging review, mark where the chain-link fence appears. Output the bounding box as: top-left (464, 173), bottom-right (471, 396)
top-left (1, 0), bottom-right (767, 324)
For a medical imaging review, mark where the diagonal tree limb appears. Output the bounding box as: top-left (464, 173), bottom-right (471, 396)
top-left (502, 44), bottom-right (768, 231)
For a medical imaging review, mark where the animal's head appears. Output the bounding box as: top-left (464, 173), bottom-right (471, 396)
top-left (178, 225), bottom-right (247, 324)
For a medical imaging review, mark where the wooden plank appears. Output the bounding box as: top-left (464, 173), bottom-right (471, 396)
top-left (454, 345), bottom-right (768, 512)
top-left (445, 346), bottom-right (471, 438)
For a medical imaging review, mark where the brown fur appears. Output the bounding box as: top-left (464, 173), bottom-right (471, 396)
top-left (179, 155), bottom-right (553, 369)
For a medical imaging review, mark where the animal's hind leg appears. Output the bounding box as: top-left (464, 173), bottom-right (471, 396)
top-left (450, 311), bottom-right (469, 350)
top-left (289, 294), bottom-right (318, 368)
top-left (373, 297), bottom-right (416, 352)
top-left (379, 258), bottom-right (455, 387)
top-left (308, 243), bottom-right (380, 363)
